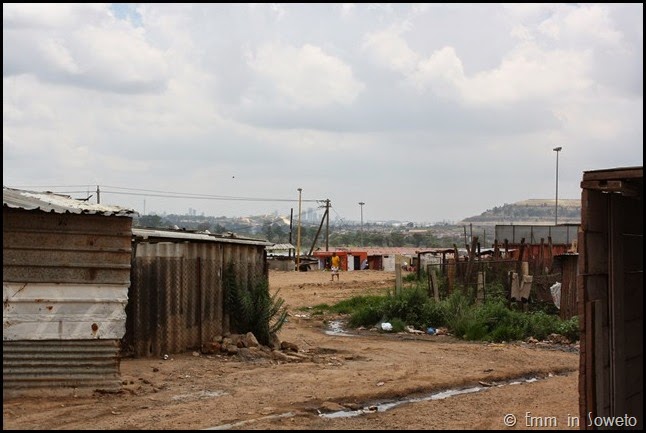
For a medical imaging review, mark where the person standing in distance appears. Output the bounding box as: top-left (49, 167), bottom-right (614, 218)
top-left (330, 252), bottom-right (341, 282)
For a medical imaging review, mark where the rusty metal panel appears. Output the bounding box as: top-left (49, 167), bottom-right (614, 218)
top-left (3, 209), bottom-right (133, 284)
top-left (2, 339), bottom-right (121, 397)
top-left (126, 240), bottom-right (267, 357)
top-left (558, 254), bottom-right (578, 320)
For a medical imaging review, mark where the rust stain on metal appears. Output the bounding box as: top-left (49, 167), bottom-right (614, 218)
top-left (46, 305), bottom-right (53, 311)
top-left (91, 323), bottom-right (99, 333)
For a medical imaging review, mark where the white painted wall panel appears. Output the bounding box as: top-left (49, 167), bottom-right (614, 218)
top-left (3, 283), bottom-right (128, 340)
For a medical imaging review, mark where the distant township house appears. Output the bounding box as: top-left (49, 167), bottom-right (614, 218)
top-left (313, 247), bottom-right (430, 272)
top-left (265, 243), bottom-right (296, 271)
top-left (3, 187), bottom-right (136, 397)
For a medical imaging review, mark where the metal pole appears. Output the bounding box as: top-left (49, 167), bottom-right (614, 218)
top-left (359, 202), bottom-right (365, 246)
top-left (553, 146), bottom-right (562, 225)
top-left (325, 199), bottom-right (330, 252)
top-left (296, 188), bottom-right (302, 271)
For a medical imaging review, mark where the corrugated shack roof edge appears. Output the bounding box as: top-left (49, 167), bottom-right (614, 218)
top-left (3, 187), bottom-right (137, 216)
top-left (132, 228), bottom-right (272, 246)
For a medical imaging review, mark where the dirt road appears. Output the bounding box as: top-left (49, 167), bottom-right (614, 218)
top-left (3, 270), bottom-right (580, 430)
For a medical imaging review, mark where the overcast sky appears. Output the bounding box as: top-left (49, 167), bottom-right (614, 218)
top-left (3, 3), bottom-right (643, 224)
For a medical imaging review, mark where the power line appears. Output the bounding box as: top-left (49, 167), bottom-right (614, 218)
top-left (7, 184), bottom-right (322, 204)
top-left (101, 189), bottom-right (320, 203)
top-left (8, 184), bottom-right (94, 189)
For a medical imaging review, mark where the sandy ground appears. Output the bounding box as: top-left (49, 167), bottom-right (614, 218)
top-left (3, 270), bottom-right (581, 430)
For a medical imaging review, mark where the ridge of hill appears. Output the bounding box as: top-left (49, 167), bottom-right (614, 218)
top-left (459, 198), bottom-right (581, 226)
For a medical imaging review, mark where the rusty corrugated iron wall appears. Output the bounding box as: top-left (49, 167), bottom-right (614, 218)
top-left (3, 210), bottom-right (132, 285)
top-left (557, 254), bottom-right (578, 320)
top-left (2, 340), bottom-right (121, 397)
top-left (3, 208), bottom-right (133, 396)
top-left (126, 240), bottom-right (267, 357)
top-left (578, 166), bottom-right (643, 429)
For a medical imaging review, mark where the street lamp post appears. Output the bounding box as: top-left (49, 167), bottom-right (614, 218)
top-left (358, 202), bottom-right (365, 246)
top-left (553, 146), bottom-right (562, 225)
top-left (296, 188), bottom-right (302, 271)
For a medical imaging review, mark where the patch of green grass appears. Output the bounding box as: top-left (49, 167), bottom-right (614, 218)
top-left (322, 281), bottom-right (577, 344)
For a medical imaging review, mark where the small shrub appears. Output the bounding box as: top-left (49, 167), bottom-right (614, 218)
top-left (403, 272), bottom-right (418, 282)
top-left (223, 262), bottom-right (288, 346)
top-left (526, 310), bottom-right (559, 340)
top-left (382, 286), bottom-right (431, 329)
top-left (489, 323), bottom-right (525, 342)
top-left (556, 316), bottom-right (579, 341)
top-left (420, 301), bottom-right (447, 328)
top-left (387, 317), bottom-right (407, 332)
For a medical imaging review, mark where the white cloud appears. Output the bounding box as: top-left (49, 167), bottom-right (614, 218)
top-left (362, 28), bottom-right (419, 74)
top-left (459, 43), bottom-right (593, 105)
top-left (2, 3), bottom-right (642, 223)
top-left (561, 4), bottom-right (623, 46)
top-left (3, 3), bottom-right (169, 93)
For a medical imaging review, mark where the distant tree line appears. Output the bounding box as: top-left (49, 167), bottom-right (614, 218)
top-left (134, 214), bottom-right (463, 249)
top-left (462, 202), bottom-right (580, 223)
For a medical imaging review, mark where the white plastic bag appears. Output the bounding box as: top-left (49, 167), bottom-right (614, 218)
top-left (550, 282), bottom-right (562, 309)
top-left (380, 322), bottom-right (393, 332)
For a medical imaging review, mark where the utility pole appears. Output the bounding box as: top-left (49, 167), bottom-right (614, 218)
top-left (296, 188), bottom-right (302, 271)
top-left (553, 146), bottom-right (562, 225)
top-left (288, 208), bottom-right (293, 259)
top-left (324, 199), bottom-right (330, 251)
top-left (358, 202), bottom-right (365, 247)
top-left (96, 185), bottom-right (100, 204)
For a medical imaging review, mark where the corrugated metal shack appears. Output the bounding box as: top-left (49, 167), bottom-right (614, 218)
top-left (266, 243), bottom-right (296, 271)
top-left (125, 228), bottom-right (271, 358)
top-left (3, 187), bottom-right (135, 397)
top-left (552, 253), bottom-right (578, 320)
top-left (578, 166), bottom-right (643, 429)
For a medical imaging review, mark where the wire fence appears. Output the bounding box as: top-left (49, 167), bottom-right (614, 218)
top-left (424, 259), bottom-right (562, 312)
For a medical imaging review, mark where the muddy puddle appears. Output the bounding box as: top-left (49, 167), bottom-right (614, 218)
top-left (320, 376), bottom-right (541, 419)
top-left (204, 375), bottom-right (552, 429)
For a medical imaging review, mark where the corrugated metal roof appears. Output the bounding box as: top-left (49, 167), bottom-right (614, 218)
top-left (267, 243), bottom-right (295, 250)
top-left (132, 227), bottom-right (272, 246)
top-left (3, 187), bottom-right (136, 216)
top-left (330, 247), bottom-right (426, 256)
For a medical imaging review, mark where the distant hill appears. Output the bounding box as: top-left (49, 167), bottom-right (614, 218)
top-left (460, 199), bottom-right (581, 226)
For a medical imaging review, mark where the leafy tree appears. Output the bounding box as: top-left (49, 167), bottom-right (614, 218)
top-left (135, 214), bottom-right (167, 228)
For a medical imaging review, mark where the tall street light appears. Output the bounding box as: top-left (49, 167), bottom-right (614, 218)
top-left (358, 202), bottom-right (365, 246)
top-left (553, 146), bottom-right (562, 225)
top-left (296, 188), bottom-right (302, 271)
